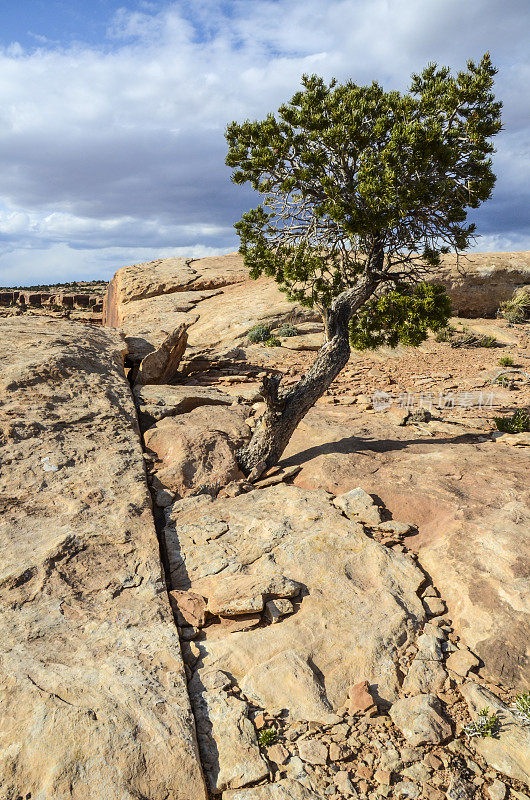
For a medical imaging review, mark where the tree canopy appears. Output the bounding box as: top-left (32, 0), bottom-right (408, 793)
top-left (226, 53), bottom-right (501, 346)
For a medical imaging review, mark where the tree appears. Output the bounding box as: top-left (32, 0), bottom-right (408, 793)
top-left (225, 54), bottom-right (502, 478)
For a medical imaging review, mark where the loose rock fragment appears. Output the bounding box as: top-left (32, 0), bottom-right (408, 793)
top-left (415, 631), bottom-right (444, 661)
top-left (207, 574), bottom-right (300, 617)
top-left (446, 773), bottom-right (476, 799)
top-left (136, 322), bottom-right (190, 385)
top-left (297, 738), bottom-right (328, 765)
top-left (486, 779), bottom-right (507, 800)
top-left (169, 589), bottom-right (208, 628)
top-left (377, 521), bottom-right (414, 536)
top-left (446, 647), bottom-right (480, 677)
top-left (389, 694), bottom-right (452, 746)
top-left (334, 770), bottom-right (357, 796)
top-left (347, 680), bottom-right (377, 715)
top-left (402, 657), bottom-right (447, 694)
top-left (422, 596), bottom-right (447, 617)
top-left (332, 487), bottom-right (382, 525)
top-left (264, 598), bottom-right (294, 624)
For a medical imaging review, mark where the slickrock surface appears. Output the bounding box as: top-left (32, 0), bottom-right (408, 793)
top-left (284, 405), bottom-right (530, 690)
top-left (103, 253), bottom-right (248, 323)
top-left (165, 483), bottom-right (425, 700)
top-left (100, 251), bottom-right (529, 798)
top-left (162, 485), bottom-right (427, 792)
top-left (0, 318), bottom-right (206, 800)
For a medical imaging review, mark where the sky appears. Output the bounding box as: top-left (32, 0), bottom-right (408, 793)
top-left (0, 0), bottom-right (528, 286)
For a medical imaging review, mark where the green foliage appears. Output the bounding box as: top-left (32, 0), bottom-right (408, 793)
top-left (435, 325), bottom-right (456, 343)
top-left (499, 287), bottom-right (530, 324)
top-left (264, 336), bottom-right (281, 347)
top-left (226, 54), bottom-right (501, 335)
top-left (349, 282), bottom-right (451, 349)
top-left (247, 324), bottom-right (272, 343)
top-left (464, 708), bottom-right (500, 739)
top-left (277, 323), bottom-right (299, 337)
top-left (258, 728), bottom-right (277, 746)
top-left (493, 374), bottom-right (513, 388)
top-left (498, 356), bottom-right (515, 367)
top-left (504, 308), bottom-right (526, 324)
top-left (512, 691), bottom-right (530, 724)
top-left (480, 335), bottom-right (498, 348)
top-left (437, 325), bottom-right (499, 348)
top-left (494, 409), bottom-right (530, 434)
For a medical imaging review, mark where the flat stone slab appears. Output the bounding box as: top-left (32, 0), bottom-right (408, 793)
top-left (0, 318), bottom-right (206, 800)
top-left (135, 383), bottom-right (235, 427)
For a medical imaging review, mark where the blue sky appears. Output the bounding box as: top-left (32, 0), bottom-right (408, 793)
top-left (0, 0), bottom-right (529, 285)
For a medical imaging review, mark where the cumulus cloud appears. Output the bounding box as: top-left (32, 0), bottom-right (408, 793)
top-left (0, 0), bottom-right (528, 284)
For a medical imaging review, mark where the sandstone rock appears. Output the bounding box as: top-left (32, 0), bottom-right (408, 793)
top-left (332, 487), bottom-right (382, 525)
top-left (285, 405), bottom-right (529, 690)
top-left (377, 520), bottom-right (414, 536)
top-left (135, 383), bottom-right (235, 427)
top-left (460, 683), bottom-right (530, 786)
top-left (207, 573), bottom-right (301, 617)
top-left (433, 251), bottom-right (530, 316)
top-left (334, 770), bottom-right (357, 796)
top-left (240, 650), bottom-right (333, 721)
top-left (402, 657), bottom-right (447, 694)
top-left (0, 318), bottom-right (206, 800)
top-left (446, 647), bottom-right (481, 677)
top-left (393, 782), bottom-right (420, 798)
top-left (378, 746), bottom-right (403, 772)
top-left (347, 680), bottom-right (377, 714)
top-left (135, 321), bottom-right (190, 385)
top-left (266, 743), bottom-right (289, 765)
top-left (401, 761), bottom-right (432, 781)
top-left (487, 779), bottom-right (507, 800)
top-left (389, 694), bottom-right (452, 745)
top-left (253, 464), bottom-right (302, 488)
top-left (169, 589), bottom-right (208, 628)
top-left (189, 672), bottom-right (269, 793)
top-left (103, 253), bottom-right (248, 325)
top-left (422, 596), bottom-right (447, 617)
top-left (280, 333), bottom-right (324, 351)
top-left (144, 405), bottom-right (250, 498)
top-left (419, 500), bottom-right (529, 688)
top-left (122, 304), bottom-right (197, 365)
top-left (164, 485), bottom-right (425, 716)
top-left (222, 778), bottom-right (320, 799)
top-left (297, 738), bottom-right (328, 765)
top-left (329, 742), bottom-right (352, 761)
top-left (415, 631), bottom-right (444, 660)
top-left (493, 431), bottom-right (530, 447)
top-left (446, 773), bottom-right (475, 800)
top-left (264, 598), bottom-right (294, 623)
top-left (209, 614), bottom-right (262, 636)
top-left (185, 273), bottom-right (317, 352)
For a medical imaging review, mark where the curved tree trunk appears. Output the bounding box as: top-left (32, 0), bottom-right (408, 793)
top-left (237, 277), bottom-right (375, 479)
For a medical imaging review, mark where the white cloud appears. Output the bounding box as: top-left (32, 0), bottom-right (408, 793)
top-left (0, 0), bottom-right (528, 285)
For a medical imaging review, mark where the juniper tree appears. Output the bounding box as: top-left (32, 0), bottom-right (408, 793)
top-left (226, 54), bottom-right (502, 477)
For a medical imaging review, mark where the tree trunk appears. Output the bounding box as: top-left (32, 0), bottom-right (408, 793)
top-left (237, 277), bottom-right (375, 479)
